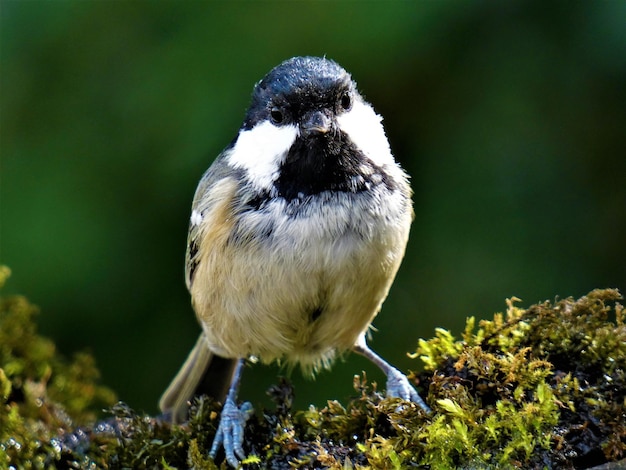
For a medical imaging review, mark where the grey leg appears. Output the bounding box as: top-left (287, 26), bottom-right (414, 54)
top-left (354, 337), bottom-right (431, 413)
top-left (209, 358), bottom-right (254, 467)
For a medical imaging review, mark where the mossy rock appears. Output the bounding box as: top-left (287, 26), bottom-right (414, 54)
top-left (1, 265), bottom-right (625, 469)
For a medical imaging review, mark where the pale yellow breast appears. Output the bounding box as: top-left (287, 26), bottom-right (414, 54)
top-left (190, 179), bottom-right (410, 373)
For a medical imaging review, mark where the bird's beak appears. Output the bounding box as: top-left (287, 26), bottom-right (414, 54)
top-left (301, 110), bottom-right (331, 136)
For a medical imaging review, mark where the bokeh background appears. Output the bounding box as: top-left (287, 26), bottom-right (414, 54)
top-left (2, 1), bottom-right (625, 414)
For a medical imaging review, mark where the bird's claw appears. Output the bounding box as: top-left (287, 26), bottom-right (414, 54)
top-left (386, 368), bottom-right (431, 413)
top-left (210, 398), bottom-right (254, 467)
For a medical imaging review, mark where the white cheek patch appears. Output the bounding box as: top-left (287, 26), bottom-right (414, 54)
top-left (336, 100), bottom-right (394, 167)
top-left (226, 121), bottom-right (298, 191)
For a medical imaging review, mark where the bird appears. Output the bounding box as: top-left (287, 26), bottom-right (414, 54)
top-left (159, 56), bottom-right (430, 467)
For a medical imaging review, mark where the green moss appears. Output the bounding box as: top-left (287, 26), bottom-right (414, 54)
top-left (2, 266), bottom-right (625, 469)
top-left (413, 289), bottom-right (626, 469)
top-left (0, 267), bottom-right (117, 468)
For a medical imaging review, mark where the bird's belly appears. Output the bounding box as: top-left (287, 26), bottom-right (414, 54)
top-left (191, 197), bottom-right (409, 372)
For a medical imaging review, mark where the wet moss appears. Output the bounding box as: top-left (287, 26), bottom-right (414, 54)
top-left (0, 266), bottom-right (117, 468)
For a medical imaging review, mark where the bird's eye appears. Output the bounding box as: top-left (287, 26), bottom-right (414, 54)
top-left (270, 107), bottom-right (284, 124)
top-left (339, 93), bottom-right (352, 111)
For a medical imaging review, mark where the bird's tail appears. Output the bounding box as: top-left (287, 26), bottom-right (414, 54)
top-left (159, 333), bottom-right (237, 423)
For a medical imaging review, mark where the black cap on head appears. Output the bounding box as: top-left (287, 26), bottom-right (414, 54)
top-left (243, 57), bottom-right (356, 129)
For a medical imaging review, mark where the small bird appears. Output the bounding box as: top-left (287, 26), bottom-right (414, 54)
top-left (160, 56), bottom-right (430, 467)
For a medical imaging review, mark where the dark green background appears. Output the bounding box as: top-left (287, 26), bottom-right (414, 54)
top-left (2, 1), bottom-right (625, 414)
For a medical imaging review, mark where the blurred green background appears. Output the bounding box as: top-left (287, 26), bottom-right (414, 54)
top-left (2, 1), bottom-right (625, 414)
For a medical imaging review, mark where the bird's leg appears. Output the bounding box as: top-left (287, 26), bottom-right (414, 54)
top-left (353, 336), bottom-right (431, 413)
top-left (209, 358), bottom-right (254, 467)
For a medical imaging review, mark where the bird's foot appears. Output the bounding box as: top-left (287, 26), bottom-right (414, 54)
top-left (210, 398), bottom-right (254, 467)
top-left (386, 367), bottom-right (431, 413)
